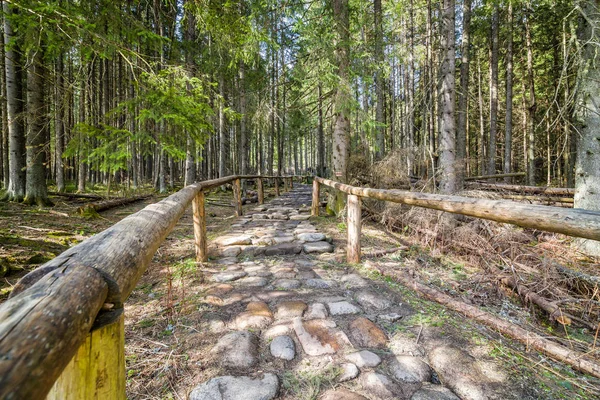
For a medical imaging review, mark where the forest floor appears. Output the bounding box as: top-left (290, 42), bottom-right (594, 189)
top-left (1, 183), bottom-right (599, 399)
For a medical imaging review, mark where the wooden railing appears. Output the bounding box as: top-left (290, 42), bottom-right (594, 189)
top-left (0, 174), bottom-right (301, 400)
top-left (312, 176), bottom-right (600, 264)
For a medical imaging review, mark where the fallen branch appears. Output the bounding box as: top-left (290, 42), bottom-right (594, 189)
top-left (555, 264), bottom-right (600, 293)
top-left (467, 183), bottom-right (574, 197)
top-left (77, 195), bottom-right (152, 215)
top-left (371, 262), bottom-right (600, 379)
top-left (49, 192), bottom-right (103, 200)
top-left (465, 172), bottom-right (526, 181)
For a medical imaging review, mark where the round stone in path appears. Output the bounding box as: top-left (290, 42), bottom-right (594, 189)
top-left (328, 301), bottom-right (362, 316)
top-left (304, 278), bottom-right (334, 289)
top-left (338, 363), bottom-right (360, 382)
top-left (237, 276), bottom-right (269, 287)
top-left (270, 335), bottom-right (295, 360)
top-left (275, 301), bottom-right (308, 320)
top-left (296, 232), bottom-right (326, 242)
top-left (355, 290), bottom-right (392, 310)
top-left (359, 372), bottom-right (402, 399)
top-left (215, 235), bottom-right (253, 246)
top-left (189, 373), bottom-right (279, 400)
top-left (321, 388), bottom-right (367, 400)
top-left (232, 302), bottom-right (273, 330)
top-left (344, 350), bottom-right (382, 368)
top-left (272, 279), bottom-right (301, 290)
top-left (211, 331), bottom-right (258, 369)
top-left (305, 303), bottom-right (328, 319)
top-left (220, 246), bottom-right (242, 257)
top-left (303, 241), bottom-right (334, 253)
top-left (348, 317), bottom-right (388, 348)
top-left (410, 384), bottom-right (461, 400)
top-left (389, 355), bottom-right (432, 383)
top-left (212, 271), bottom-right (247, 283)
top-left (292, 318), bottom-right (351, 356)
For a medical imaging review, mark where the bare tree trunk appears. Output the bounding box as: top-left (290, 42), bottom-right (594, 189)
top-left (477, 56), bottom-right (485, 176)
top-left (239, 61), bottom-right (248, 177)
top-left (504, 0), bottom-right (514, 183)
top-left (456, 0), bottom-right (471, 187)
top-left (3, 1), bottom-right (25, 201)
top-left (525, 9), bottom-right (537, 186)
top-left (439, 0), bottom-right (457, 193)
top-left (407, 0), bottom-right (415, 174)
top-left (55, 53), bottom-right (65, 193)
top-left (374, 0), bottom-right (384, 160)
top-left (24, 47), bottom-right (51, 206)
top-left (318, 84), bottom-right (325, 176)
top-left (0, 13), bottom-right (8, 189)
top-left (574, 0), bottom-right (600, 256)
top-left (487, 5), bottom-right (499, 180)
top-left (330, 0), bottom-right (351, 213)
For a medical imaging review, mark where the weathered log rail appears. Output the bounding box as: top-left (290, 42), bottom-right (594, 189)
top-left (312, 176), bottom-right (600, 379)
top-left (0, 174), bottom-right (300, 400)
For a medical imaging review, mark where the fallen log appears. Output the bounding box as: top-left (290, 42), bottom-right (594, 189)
top-left (468, 183), bottom-right (574, 197)
top-left (49, 192), bottom-right (103, 200)
top-left (555, 264), bottom-right (600, 292)
top-left (77, 195), bottom-right (152, 215)
top-left (465, 172), bottom-right (526, 181)
top-left (500, 194), bottom-right (574, 204)
top-left (371, 262), bottom-right (600, 379)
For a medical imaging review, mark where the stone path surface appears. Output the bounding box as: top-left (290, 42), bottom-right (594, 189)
top-left (188, 184), bottom-right (507, 400)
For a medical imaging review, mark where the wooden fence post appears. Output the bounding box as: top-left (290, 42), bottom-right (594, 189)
top-left (47, 310), bottom-right (125, 400)
top-left (274, 177), bottom-right (280, 196)
top-left (284, 177), bottom-right (289, 192)
top-left (257, 178), bottom-right (264, 204)
top-left (290, 177), bottom-right (294, 189)
top-left (233, 178), bottom-right (243, 216)
top-left (192, 190), bottom-right (207, 263)
top-left (311, 179), bottom-right (320, 216)
top-left (347, 194), bottom-right (362, 263)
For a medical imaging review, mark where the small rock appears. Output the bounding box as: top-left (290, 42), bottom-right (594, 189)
top-left (272, 279), bottom-right (301, 290)
top-left (378, 313), bottom-right (403, 323)
top-left (232, 301), bottom-right (273, 330)
top-left (220, 246), bottom-right (242, 257)
top-left (344, 350), bottom-right (382, 368)
top-left (264, 243), bottom-right (303, 256)
top-left (296, 232), bottom-right (326, 242)
top-left (304, 278), bottom-right (334, 289)
top-left (294, 258), bottom-right (315, 267)
top-left (272, 235), bottom-right (295, 244)
top-left (252, 214), bottom-right (269, 219)
top-left (270, 212), bottom-right (289, 220)
top-left (410, 384), bottom-right (460, 400)
top-left (211, 331), bottom-right (258, 368)
top-left (303, 241), bottom-right (334, 253)
top-left (305, 303), bottom-right (328, 319)
top-left (202, 295), bottom-right (223, 306)
top-left (348, 317), bottom-right (388, 348)
top-left (328, 301), bottom-right (362, 316)
top-left (355, 290), bottom-right (392, 310)
top-left (296, 269), bottom-right (317, 279)
top-left (340, 274), bottom-right (370, 288)
top-left (338, 363), bottom-right (360, 382)
top-left (207, 319), bottom-right (226, 333)
top-left (292, 317), bottom-right (351, 356)
top-left (216, 257), bottom-right (239, 265)
top-left (189, 373), bottom-right (279, 400)
top-left (359, 372), bottom-right (401, 399)
top-left (290, 214), bottom-right (310, 221)
top-left (244, 267), bottom-right (272, 277)
top-left (389, 355), bottom-right (432, 383)
top-left (270, 335), bottom-right (295, 360)
top-left (253, 206), bottom-right (268, 212)
top-left (206, 283), bottom-right (234, 296)
top-left (212, 271), bottom-right (247, 283)
top-left (263, 322), bottom-right (293, 339)
top-left (216, 235), bottom-right (253, 246)
top-left (275, 301), bottom-right (308, 320)
top-left (237, 276), bottom-right (269, 287)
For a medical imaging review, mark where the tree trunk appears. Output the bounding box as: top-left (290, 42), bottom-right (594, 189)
top-left (24, 47), bottom-right (51, 206)
top-left (574, 0), bottom-right (600, 256)
top-left (55, 53), bottom-right (65, 193)
top-left (487, 5), bottom-right (499, 180)
top-left (456, 0), bottom-right (471, 187)
top-left (0, 12), bottom-right (8, 190)
top-left (477, 56), bottom-right (485, 176)
top-left (525, 10), bottom-right (537, 186)
top-left (374, 0), bottom-right (384, 161)
top-left (330, 0), bottom-right (351, 213)
top-left (318, 84), bottom-right (325, 177)
top-left (3, 1), bottom-right (25, 201)
top-left (504, 1), bottom-right (514, 183)
top-left (439, 0), bottom-right (457, 194)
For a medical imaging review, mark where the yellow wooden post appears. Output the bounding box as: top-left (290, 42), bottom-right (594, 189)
top-left (233, 178), bottom-right (243, 216)
top-left (257, 178), bottom-right (264, 204)
top-left (311, 179), bottom-right (320, 217)
top-left (347, 194), bottom-right (362, 263)
top-left (192, 190), bottom-right (207, 263)
top-left (47, 311), bottom-right (125, 400)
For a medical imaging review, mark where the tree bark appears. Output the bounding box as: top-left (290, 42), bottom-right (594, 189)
top-left (573, 0), bottom-right (600, 256)
top-left (55, 53), bottom-right (66, 193)
top-left (525, 9), bottom-right (537, 185)
top-left (374, 0), bottom-right (384, 161)
top-left (487, 5), bottom-right (499, 180)
top-left (504, 1), bottom-right (514, 183)
top-left (3, 1), bottom-right (25, 201)
top-left (24, 46), bottom-right (51, 206)
top-left (439, 0), bottom-right (457, 193)
top-left (456, 0), bottom-right (471, 187)
top-left (330, 0), bottom-right (351, 213)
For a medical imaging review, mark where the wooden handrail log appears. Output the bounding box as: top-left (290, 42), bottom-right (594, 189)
top-left (0, 265), bottom-right (108, 400)
top-left (315, 177), bottom-right (600, 242)
top-left (467, 182), bottom-right (575, 196)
